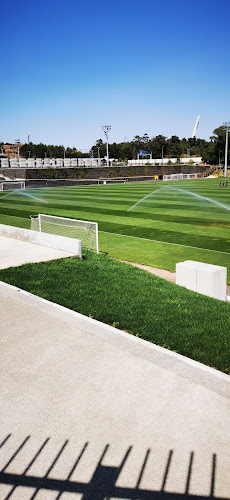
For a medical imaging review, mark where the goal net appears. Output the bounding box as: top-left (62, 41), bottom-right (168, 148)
top-left (163, 174), bottom-right (184, 181)
top-left (163, 173), bottom-right (199, 181)
top-left (30, 214), bottom-right (99, 253)
top-left (0, 181), bottom-right (25, 191)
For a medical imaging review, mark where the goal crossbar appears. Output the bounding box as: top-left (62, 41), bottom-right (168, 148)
top-left (30, 213), bottom-right (99, 253)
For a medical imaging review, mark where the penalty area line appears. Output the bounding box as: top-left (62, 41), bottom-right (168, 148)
top-left (99, 231), bottom-right (230, 255)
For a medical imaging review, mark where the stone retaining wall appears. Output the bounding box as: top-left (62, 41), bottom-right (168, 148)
top-left (0, 164), bottom-right (204, 183)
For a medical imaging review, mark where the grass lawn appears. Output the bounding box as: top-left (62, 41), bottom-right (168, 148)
top-left (1, 178), bottom-right (230, 280)
top-left (0, 251), bottom-right (229, 375)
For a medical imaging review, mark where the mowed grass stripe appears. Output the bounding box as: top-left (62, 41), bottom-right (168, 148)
top-left (0, 213), bottom-right (30, 228)
top-left (97, 221), bottom-right (229, 252)
top-left (100, 230), bottom-right (230, 254)
top-left (98, 232), bottom-right (230, 284)
top-left (1, 200), bottom-right (230, 244)
top-left (2, 183), bottom-right (230, 214)
top-left (2, 196), bottom-right (230, 228)
top-left (1, 196), bottom-right (229, 219)
top-left (51, 188), bottom-right (230, 209)
top-left (2, 186), bottom-right (230, 220)
top-left (1, 200), bottom-right (230, 252)
top-left (0, 178), bottom-right (229, 255)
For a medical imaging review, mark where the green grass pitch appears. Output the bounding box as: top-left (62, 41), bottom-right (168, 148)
top-left (1, 178), bottom-right (230, 281)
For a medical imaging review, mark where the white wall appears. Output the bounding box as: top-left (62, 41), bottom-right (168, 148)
top-left (127, 157), bottom-right (202, 166)
top-left (0, 224), bottom-right (82, 258)
top-left (127, 158), bottom-right (177, 166)
top-left (180, 157), bottom-right (202, 164)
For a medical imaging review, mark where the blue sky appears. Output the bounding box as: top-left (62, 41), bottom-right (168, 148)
top-left (1, 0), bottom-right (230, 149)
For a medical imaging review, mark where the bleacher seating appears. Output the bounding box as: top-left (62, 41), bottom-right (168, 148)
top-left (64, 158), bottom-right (71, 167)
top-left (19, 159), bottom-right (27, 168)
top-left (9, 159), bottom-right (18, 168)
top-left (36, 158), bottom-right (43, 168)
top-left (56, 158), bottom-right (63, 167)
top-left (27, 159), bottom-right (35, 168)
top-left (0, 158), bottom-right (9, 168)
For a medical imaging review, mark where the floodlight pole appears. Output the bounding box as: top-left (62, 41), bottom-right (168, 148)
top-left (102, 125), bottom-right (111, 167)
top-left (97, 147), bottom-right (100, 167)
top-left (223, 122), bottom-right (230, 177)
top-left (162, 145), bottom-right (165, 165)
top-left (15, 139), bottom-right (20, 164)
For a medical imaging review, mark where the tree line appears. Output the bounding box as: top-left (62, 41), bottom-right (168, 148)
top-left (18, 144), bottom-right (90, 159)
top-left (91, 126), bottom-right (227, 164)
top-left (1, 125), bottom-right (227, 164)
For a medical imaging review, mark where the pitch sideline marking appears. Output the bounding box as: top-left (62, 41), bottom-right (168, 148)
top-left (99, 230), bottom-right (230, 255)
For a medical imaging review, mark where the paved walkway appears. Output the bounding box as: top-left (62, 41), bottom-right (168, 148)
top-left (0, 235), bottom-right (75, 269)
top-left (120, 260), bottom-right (230, 296)
top-left (0, 237), bottom-right (230, 499)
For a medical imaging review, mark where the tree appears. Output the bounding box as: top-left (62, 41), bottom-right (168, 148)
top-left (91, 139), bottom-right (106, 158)
top-left (209, 126), bottom-right (226, 164)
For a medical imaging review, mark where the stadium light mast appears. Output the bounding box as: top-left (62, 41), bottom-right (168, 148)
top-left (15, 139), bottom-right (20, 163)
top-left (191, 115), bottom-right (200, 138)
top-left (162, 145), bottom-right (165, 165)
top-left (97, 146), bottom-right (100, 167)
top-left (223, 122), bottom-right (230, 177)
top-left (102, 125), bottom-right (111, 167)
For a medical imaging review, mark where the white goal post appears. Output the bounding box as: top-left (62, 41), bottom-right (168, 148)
top-left (30, 214), bottom-right (99, 253)
top-left (163, 174), bottom-right (184, 181)
top-left (0, 181), bottom-right (25, 191)
top-left (163, 173), bottom-right (200, 181)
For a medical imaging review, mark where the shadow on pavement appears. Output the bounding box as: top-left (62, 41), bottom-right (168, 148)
top-left (0, 433), bottom-right (226, 500)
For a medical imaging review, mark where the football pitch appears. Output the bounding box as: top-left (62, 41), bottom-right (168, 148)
top-left (1, 178), bottom-right (230, 281)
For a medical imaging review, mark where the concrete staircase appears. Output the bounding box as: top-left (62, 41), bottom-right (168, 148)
top-left (200, 165), bottom-right (218, 178)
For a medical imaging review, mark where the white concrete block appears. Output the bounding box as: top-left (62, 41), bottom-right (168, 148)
top-left (197, 267), bottom-right (218, 298)
top-left (175, 262), bottom-right (186, 286)
top-left (176, 260), bottom-right (227, 301)
top-left (176, 261), bottom-right (197, 291)
top-left (197, 265), bottom-right (226, 301)
top-left (184, 261), bottom-right (198, 292)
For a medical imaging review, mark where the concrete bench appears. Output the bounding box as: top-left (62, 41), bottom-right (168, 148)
top-left (176, 260), bottom-right (227, 301)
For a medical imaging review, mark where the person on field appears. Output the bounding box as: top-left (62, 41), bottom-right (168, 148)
top-left (219, 181), bottom-right (222, 187)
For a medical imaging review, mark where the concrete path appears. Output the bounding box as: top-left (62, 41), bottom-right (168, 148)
top-left (0, 235), bottom-right (76, 269)
top-left (120, 259), bottom-right (177, 282)
top-left (121, 259), bottom-right (230, 297)
top-left (0, 280), bottom-right (230, 499)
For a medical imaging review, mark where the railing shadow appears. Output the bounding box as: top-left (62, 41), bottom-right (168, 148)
top-left (0, 434), bottom-right (227, 500)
